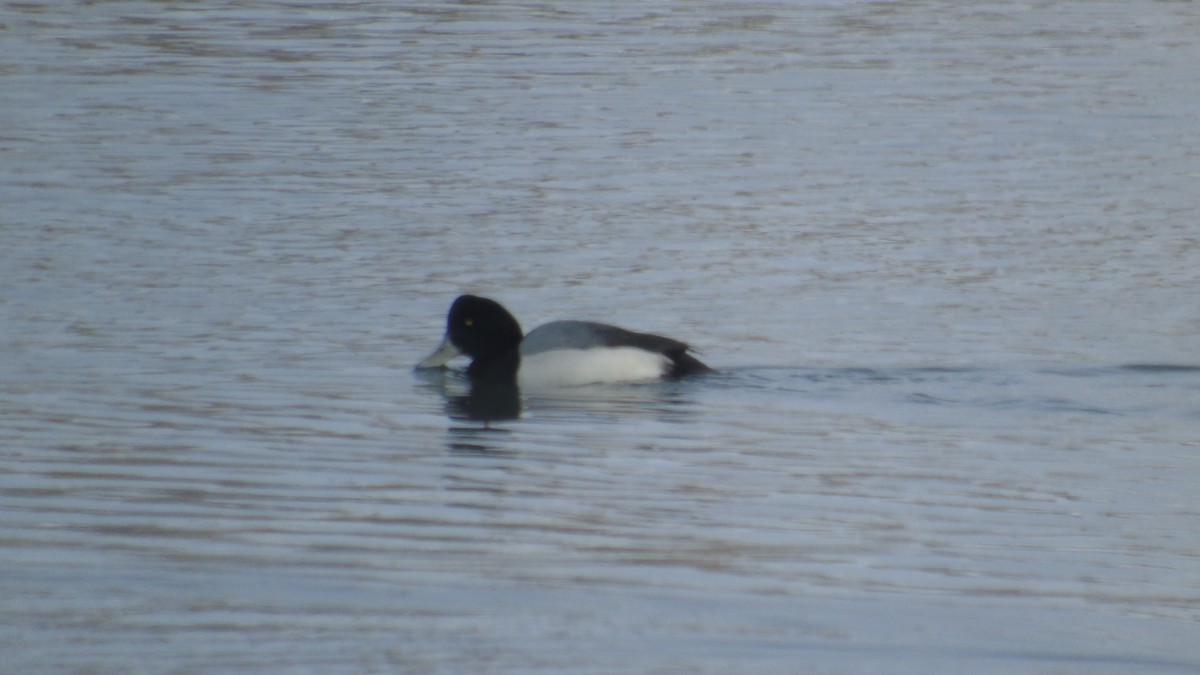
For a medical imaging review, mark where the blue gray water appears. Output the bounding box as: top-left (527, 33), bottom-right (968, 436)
top-left (3, 2), bottom-right (1199, 672)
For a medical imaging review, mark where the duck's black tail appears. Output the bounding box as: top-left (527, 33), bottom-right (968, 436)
top-left (666, 349), bottom-right (714, 379)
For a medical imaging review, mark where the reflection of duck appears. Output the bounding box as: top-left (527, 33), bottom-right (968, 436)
top-left (414, 368), bottom-right (521, 423)
top-left (445, 380), bottom-right (520, 423)
top-left (416, 295), bottom-right (712, 388)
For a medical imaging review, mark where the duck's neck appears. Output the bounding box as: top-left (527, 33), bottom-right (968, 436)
top-left (467, 349), bottom-right (520, 382)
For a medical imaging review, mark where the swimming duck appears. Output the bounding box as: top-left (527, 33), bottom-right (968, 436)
top-left (416, 295), bottom-right (712, 388)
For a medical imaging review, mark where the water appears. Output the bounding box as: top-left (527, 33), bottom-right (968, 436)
top-left (3, 1), bottom-right (1199, 672)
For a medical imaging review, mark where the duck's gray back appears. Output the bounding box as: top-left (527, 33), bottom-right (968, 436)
top-left (519, 320), bottom-right (688, 356)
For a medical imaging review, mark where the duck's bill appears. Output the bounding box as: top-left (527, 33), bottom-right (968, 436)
top-left (415, 335), bottom-right (462, 369)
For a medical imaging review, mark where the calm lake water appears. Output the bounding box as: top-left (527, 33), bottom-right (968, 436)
top-left (3, 1), bottom-right (1200, 672)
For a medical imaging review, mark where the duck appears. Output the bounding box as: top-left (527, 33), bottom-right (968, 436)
top-left (416, 295), bottom-right (712, 388)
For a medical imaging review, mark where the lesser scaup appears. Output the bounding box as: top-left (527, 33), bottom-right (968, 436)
top-left (416, 295), bottom-right (712, 388)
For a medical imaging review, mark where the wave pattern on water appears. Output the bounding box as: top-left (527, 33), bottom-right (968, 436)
top-left (3, 0), bottom-right (1200, 672)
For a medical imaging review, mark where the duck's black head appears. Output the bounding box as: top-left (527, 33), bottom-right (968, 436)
top-left (446, 295), bottom-right (524, 363)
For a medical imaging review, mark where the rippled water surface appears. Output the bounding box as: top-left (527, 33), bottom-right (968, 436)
top-left (3, 2), bottom-right (1200, 672)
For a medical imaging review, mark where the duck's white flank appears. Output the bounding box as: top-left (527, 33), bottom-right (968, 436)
top-left (516, 347), bottom-right (670, 389)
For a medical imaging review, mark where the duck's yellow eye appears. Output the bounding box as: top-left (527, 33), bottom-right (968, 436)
top-left (464, 318), bottom-right (473, 327)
